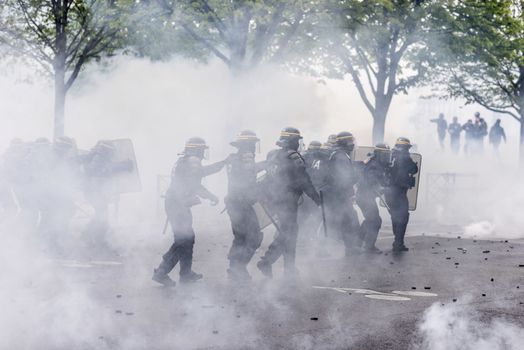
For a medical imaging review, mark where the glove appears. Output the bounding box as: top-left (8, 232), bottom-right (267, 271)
top-left (209, 195), bottom-right (219, 206)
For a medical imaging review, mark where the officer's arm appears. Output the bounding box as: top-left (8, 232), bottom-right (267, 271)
top-left (200, 159), bottom-right (227, 177)
top-left (302, 171), bottom-right (321, 205)
top-left (196, 184), bottom-right (219, 204)
top-left (410, 159), bottom-right (419, 175)
top-left (502, 129), bottom-right (507, 142)
top-left (255, 160), bottom-right (268, 173)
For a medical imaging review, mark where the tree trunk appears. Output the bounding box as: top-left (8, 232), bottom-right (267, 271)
top-left (519, 113), bottom-right (524, 167)
top-left (372, 97), bottom-right (388, 144)
top-left (54, 67), bottom-right (66, 138)
top-left (53, 0), bottom-right (68, 139)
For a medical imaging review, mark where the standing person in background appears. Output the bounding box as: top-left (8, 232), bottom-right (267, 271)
top-left (152, 138), bottom-right (227, 287)
top-left (489, 119), bottom-right (507, 155)
top-left (473, 112), bottom-right (488, 154)
top-left (430, 113), bottom-right (447, 149)
top-left (385, 137), bottom-right (418, 253)
top-left (448, 117), bottom-right (462, 154)
top-left (462, 119), bottom-right (475, 154)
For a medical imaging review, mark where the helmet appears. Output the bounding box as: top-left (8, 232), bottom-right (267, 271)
top-left (276, 127), bottom-right (302, 150)
top-left (393, 137), bottom-right (412, 151)
top-left (474, 111), bottom-right (480, 118)
top-left (54, 136), bottom-right (77, 155)
top-left (230, 130), bottom-right (259, 152)
top-left (94, 140), bottom-right (116, 156)
top-left (34, 137), bottom-right (50, 145)
top-left (183, 137), bottom-right (208, 157)
top-left (374, 143), bottom-right (391, 166)
top-left (54, 136), bottom-right (76, 148)
top-left (327, 134), bottom-right (337, 147)
top-left (335, 131), bottom-right (355, 151)
top-left (307, 140), bottom-right (322, 151)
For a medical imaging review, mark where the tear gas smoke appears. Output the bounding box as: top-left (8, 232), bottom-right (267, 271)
top-left (413, 298), bottom-right (524, 350)
top-left (1, 55), bottom-right (524, 349)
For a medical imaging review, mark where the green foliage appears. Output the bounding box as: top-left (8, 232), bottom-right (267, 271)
top-left (0, 0), bottom-right (130, 88)
top-left (128, 0), bottom-right (312, 71)
top-left (434, 0), bottom-right (524, 120)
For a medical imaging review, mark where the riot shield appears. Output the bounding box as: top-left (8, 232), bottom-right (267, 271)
top-left (253, 201), bottom-right (274, 230)
top-left (354, 146), bottom-right (421, 211)
top-left (109, 139), bottom-right (141, 194)
top-left (407, 153), bottom-right (422, 211)
top-left (352, 146), bottom-right (375, 162)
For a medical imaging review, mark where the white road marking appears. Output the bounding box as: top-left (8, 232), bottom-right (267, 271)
top-left (365, 294), bottom-right (411, 301)
top-left (392, 291), bottom-right (438, 297)
top-left (90, 261), bottom-right (123, 266)
top-left (313, 286), bottom-right (438, 302)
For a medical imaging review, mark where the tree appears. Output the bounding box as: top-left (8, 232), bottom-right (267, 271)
top-left (133, 0), bottom-right (311, 72)
top-left (319, 0), bottom-right (436, 143)
top-left (0, 0), bottom-right (127, 138)
top-left (434, 0), bottom-right (524, 163)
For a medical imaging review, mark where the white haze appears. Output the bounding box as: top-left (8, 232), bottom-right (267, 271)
top-left (413, 298), bottom-right (524, 350)
top-left (1, 56), bottom-right (524, 349)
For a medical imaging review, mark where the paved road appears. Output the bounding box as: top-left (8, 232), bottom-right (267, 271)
top-left (3, 220), bottom-right (524, 350)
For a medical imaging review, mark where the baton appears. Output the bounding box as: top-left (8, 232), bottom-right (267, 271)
top-left (259, 201), bottom-right (282, 234)
top-left (375, 190), bottom-right (391, 214)
top-left (319, 191), bottom-right (328, 237)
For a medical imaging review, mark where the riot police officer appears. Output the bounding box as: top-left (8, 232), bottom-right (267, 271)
top-left (300, 140), bottom-right (329, 241)
top-left (153, 138), bottom-right (227, 286)
top-left (385, 137), bottom-right (418, 253)
top-left (256, 127), bottom-right (320, 278)
top-left (225, 131), bottom-right (265, 281)
top-left (82, 140), bottom-right (133, 245)
top-left (355, 144), bottom-right (391, 254)
top-left (324, 131), bottom-right (361, 256)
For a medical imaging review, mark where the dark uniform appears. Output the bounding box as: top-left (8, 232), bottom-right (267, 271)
top-left (472, 112), bottom-right (488, 154)
top-left (430, 114), bottom-right (447, 149)
top-left (38, 137), bottom-right (80, 251)
top-left (323, 131), bottom-right (360, 255)
top-left (385, 137), bottom-right (418, 252)
top-left (82, 140), bottom-right (133, 245)
top-left (489, 119), bottom-right (506, 153)
top-left (462, 120), bottom-right (475, 154)
top-left (299, 141), bottom-right (329, 239)
top-left (153, 137), bottom-right (226, 286)
top-left (225, 131), bottom-right (264, 281)
top-left (257, 127), bottom-right (320, 278)
top-left (355, 144), bottom-right (390, 254)
top-left (448, 117), bottom-right (462, 154)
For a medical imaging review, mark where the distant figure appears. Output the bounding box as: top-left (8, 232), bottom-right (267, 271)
top-left (462, 119), bottom-right (475, 154)
top-left (447, 116), bottom-right (462, 154)
top-left (489, 119), bottom-right (507, 155)
top-left (430, 113), bottom-right (447, 149)
top-left (472, 112), bottom-right (488, 154)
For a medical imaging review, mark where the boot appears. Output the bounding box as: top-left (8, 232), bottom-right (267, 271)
top-left (256, 259), bottom-right (273, 278)
top-left (227, 266), bottom-right (252, 281)
top-left (363, 245), bottom-right (383, 254)
top-left (152, 268), bottom-right (176, 287)
top-left (180, 271), bottom-right (203, 283)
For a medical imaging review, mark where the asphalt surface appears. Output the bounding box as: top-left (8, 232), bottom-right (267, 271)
top-left (4, 218), bottom-right (524, 350)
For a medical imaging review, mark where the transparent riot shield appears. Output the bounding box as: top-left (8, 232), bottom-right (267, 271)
top-left (407, 153), bottom-right (422, 211)
top-left (109, 139), bottom-right (142, 194)
top-left (253, 202), bottom-right (274, 230)
top-left (352, 146), bottom-right (375, 162)
top-left (354, 146), bottom-right (421, 211)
